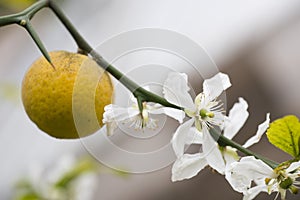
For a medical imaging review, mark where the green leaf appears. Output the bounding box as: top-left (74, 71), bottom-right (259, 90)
top-left (267, 115), bottom-right (300, 157)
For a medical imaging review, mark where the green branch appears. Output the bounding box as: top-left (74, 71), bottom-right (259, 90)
top-left (210, 128), bottom-right (278, 168)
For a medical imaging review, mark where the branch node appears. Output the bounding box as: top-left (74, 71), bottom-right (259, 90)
top-left (20, 19), bottom-right (27, 26)
top-left (77, 48), bottom-right (88, 55)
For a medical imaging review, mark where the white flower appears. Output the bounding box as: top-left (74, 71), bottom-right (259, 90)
top-left (172, 110), bottom-right (270, 181)
top-left (103, 88), bottom-right (185, 136)
top-left (165, 72), bottom-right (231, 180)
top-left (163, 72), bottom-right (231, 131)
top-left (227, 156), bottom-right (300, 200)
top-left (172, 98), bottom-right (253, 181)
top-left (164, 72), bottom-right (230, 157)
top-left (167, 72), bottom-right (270, 181)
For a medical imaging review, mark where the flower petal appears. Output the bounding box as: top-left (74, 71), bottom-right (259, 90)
top-left (185, 127), bottom-right (204, 145)
top-left (149, 105), bottom-right (185, 123)
top-left (105, 123), bottom-right (116, 136)
top-left (230, 156), bottom-right (274, 181)
top-left (202, 128), bottom-right (225, 174)
top-left (226, 157), bottom-right (275, 194)
top-left (286, 161), bottom-right (300, 172)
top-left (171, 118), bottom-right (194, 157)
top-left (103, 104), bottom-right (139, 123)
top-left (203, 72), bottom-right (231, 102)
top-left (226, 166), bottom-right (252, 193)
top-left (172, 153), bottom-right (207, 181)
top-left (243, 185), bottom-right (268, 200)
top-left (163, 72), bottom-right (195, 111)
top-left (243, 113), bottom-right (270, 148)
top-left (224, 97), bottom-right (249, 139)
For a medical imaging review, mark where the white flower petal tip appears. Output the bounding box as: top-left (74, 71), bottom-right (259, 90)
top-left (163, 72), bottom-right (195, 111)
top-left (171, 153), bottom-right (207, 182)
top-left (223, 97), bottom-right (249, 139)
top-left (243, 113), bottom-right (270, 148)
top-left (217, 72), bottom-right (232, 89)
top-left (203, 72), bottom-right (231, 101)
top-left (286, 161), bottom-right (300, 172)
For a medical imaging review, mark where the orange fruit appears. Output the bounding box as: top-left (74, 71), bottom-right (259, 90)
top-left (22, 51), bottom-right (113, 139)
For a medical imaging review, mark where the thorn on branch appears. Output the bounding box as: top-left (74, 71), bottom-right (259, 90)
top-left (20, 19), bottom-right (54, 69)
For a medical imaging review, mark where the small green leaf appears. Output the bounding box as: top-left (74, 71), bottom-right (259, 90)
top-left (267, 115), bottom-right (300, 157)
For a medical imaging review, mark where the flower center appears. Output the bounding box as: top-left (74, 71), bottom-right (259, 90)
top-left (199, 108), bottom-right (215, 119)
top-left (279, 177), bottom-right (293, 189)
top-left (265, 169), bottom-right (300, 195)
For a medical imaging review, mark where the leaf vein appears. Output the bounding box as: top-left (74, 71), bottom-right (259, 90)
top-left (284, 119), bottom-right (297, 156)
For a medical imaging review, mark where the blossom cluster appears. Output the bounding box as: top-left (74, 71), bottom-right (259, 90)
top-left (103, 72), bottom-right (300, 200)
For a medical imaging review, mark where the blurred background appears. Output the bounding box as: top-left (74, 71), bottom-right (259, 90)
top-left (1, 0), bottom-right (300, 199)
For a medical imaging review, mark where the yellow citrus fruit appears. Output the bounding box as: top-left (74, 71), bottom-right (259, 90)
top-left (22, 51), bottom-right (113, 139)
